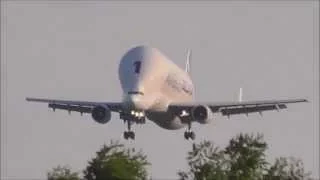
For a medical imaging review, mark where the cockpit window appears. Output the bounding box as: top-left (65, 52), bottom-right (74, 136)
top-left (128, 91), bottom-right (144, 95)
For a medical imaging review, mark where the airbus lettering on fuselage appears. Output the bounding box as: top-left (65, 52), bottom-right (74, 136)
top-left (166, 73), bottom-right (193, 96)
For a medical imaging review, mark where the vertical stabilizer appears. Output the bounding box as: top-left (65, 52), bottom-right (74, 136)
top-left (185, 49), bottom-right (191, 73)
top-left (239, 88), bottom-right (243, 102)
top-left (185, 49), bottom-right (195, 99)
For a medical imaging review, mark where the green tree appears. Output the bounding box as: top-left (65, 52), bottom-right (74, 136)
top-left (264, 156), bottom-right (312, 180)
top-left (179, 133), bottom-right (312, 180)
top-left (83, 140), bottom-right (150, 180)
top-left (178, 141), bottom-right (229, 180)
top-left (47, 165), bottom-right (80, 180)
top-left (225, 133), bottom-right (268, 179)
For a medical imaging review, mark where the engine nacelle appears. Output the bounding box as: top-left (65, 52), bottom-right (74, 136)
top-left (91, 105), bottom-right (111, 124)
top-left (191, 105), bottom-right (213, 124)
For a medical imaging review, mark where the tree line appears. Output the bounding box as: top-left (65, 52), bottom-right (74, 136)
top-left (47, 133), bottom-right (312, 180)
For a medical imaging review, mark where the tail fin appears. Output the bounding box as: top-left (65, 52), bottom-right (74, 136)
top-left (185, 49), bottom-right (195, 99)
top-left (185, 49), bottom-right (191, 73)
top-left (239, 88), bottom-right (243, 102)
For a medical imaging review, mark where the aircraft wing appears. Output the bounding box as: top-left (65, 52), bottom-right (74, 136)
top-left (169, 98), bottom-right (308, 116)
top-left (26, 97), bottom-right (123, 114)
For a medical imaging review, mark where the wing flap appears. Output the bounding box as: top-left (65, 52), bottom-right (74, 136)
top-left (171, 99), bottom-right (307, 108)
top-left (220, 104), bottom-right (287, 116)
top-left (48, 104), bottom-right (92, 114)
top-left (168, 98), bottom-right (307, 117)
top-left (26, 97), bottom-right (101, 106)
top-left (26, 97), bottom-right (123, 113)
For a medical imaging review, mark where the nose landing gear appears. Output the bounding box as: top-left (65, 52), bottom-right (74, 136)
top-left (120, 110), bottom-right (145, 140)
top-left (123, 122), bottom-right (135, 140)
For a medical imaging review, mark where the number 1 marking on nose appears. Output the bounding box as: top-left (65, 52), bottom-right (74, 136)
top-left (133, 61), bottom-right (141, 74)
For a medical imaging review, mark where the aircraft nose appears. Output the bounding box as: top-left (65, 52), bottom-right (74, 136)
top-left (124, 91), bottom-right (145, 110)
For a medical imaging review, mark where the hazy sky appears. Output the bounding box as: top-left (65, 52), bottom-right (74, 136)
top-left (1, 1), bottom-right (319, 179)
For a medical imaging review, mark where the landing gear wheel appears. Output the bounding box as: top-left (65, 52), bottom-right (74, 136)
top-left (184, 131), bottom-right (189, 140)
top-left (129, 131), bottom-right (135, 140)
top-left (190, 131), bottom-right (195, 140)
top-left (184, 131), bottom-right (196, 140)
top-left (124, 131), bottom-right (128, 140)
top-left (124, 131), bottom-right (135, 140)
top-left (184, 121), bottom-right (195, 140)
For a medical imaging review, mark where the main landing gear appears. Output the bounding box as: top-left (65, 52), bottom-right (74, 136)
top-left (124, 121), bottom-right (135, 140)
top-left (184, 122), bottom-right (196, 140)
top-left (120, 110), bottom-right (145, 140)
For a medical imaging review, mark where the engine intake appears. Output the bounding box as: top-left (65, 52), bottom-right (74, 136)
top-left (91, 105), bottom-right (111, 124)
top-left (191, 105), bottom-right (213, 124)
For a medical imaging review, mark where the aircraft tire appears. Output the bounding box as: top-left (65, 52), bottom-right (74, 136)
top-left (130, 131), bottom-right (135, 140)
top-left (184, 131), bottom-right (189, 140)
top-left (124, 131), bottom-right (128, 140)
top-left (190, 132), bottom-right (195, 140)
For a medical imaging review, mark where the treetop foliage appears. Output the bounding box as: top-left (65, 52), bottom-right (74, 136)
top-left (178, 133), bottom-right (312, 180)
top-left (83, 140), bottom-right (150, 180)
top-left (47, 165), bottom-right (80, 180)
top-left (47, 134), bottom-right (312, 180)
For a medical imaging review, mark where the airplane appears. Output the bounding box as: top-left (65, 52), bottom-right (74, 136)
top-left (26, 46), bottom-right (308, 140)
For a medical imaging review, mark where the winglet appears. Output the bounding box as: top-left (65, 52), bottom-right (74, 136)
top-left (185, 49), bottom-right (191, 73)
top-left (239, 88), bottom-right (243, 102)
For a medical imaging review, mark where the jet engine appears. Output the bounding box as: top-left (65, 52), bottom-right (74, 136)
top-left (91, 105), bottom-right (111, 124)
top-left (191, 105), bottom-right (213, 124)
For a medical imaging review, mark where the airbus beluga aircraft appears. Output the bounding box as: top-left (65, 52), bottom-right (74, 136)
top-left (26, 46), bottom-right (307, 140)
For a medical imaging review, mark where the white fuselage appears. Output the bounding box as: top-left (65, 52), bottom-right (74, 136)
top-left (118, 46), bottom-right (194, 129)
